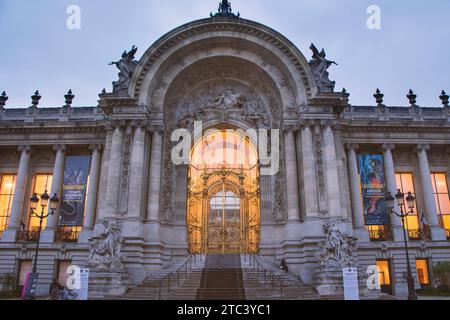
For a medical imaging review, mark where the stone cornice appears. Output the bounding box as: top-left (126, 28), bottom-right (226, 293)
top-left (340, 125), bottom-right (450, 133)
top-left (0, 125), bottom-right (106, 135)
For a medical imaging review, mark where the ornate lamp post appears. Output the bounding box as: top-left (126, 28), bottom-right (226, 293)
top-left (386, 189), bottom-right (418, 300)
top-left (29, 191), bottom-right (59, 274)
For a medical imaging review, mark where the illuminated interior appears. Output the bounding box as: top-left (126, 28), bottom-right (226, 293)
top-left (416, 259), bottom-right (430, 285)
top-left (431, 173), bottom-right (450, 230)
top-left (395, 173), bottom-right (419, 231)
top-left (376, 260), bottom-right (391, 286)
top-left (29, 174), bottom-right (53, 230)
top-left (0, 175), bottom-right (16, 232)
top-left (187, 129), bottom-right (260, 254)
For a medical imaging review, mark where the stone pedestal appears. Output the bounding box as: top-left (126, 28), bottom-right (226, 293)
top-left (315, 265), bottom-right (380, 300)
top-left (88, 269), bottom-right (131, 300)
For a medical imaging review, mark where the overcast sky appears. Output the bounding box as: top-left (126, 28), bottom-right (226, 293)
top-left (0, 0), bottom-right (449, 108)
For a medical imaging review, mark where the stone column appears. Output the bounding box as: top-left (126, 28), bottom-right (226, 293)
top-left (1, 146), bottom-right (32, 242)
top-left (147, 129), bottom-right (163, 243)
top-left (127, 123), bottom-right (146, 218)
top-left (416, 144), bottom-right (447, 240)
top-left (84, 145), bottom-right (102, 230)
top-left (284, 128), bottom-right (300, 223)
top-left (321, 121), bottom-right (342, 217)
top-left (45, 145), bottom-right (66, 231)
top-left (79, 144), bottom-right (103, 243)
top-left (382, 144), bottom-right (404, 241)
top-left (104, 124), bottom-right (125, 218)
top-left (346, 144), bottom-right (370, 242)
top-left (299, 121), bottom-right (319, 218)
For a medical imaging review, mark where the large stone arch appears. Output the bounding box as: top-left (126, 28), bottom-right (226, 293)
top-left (129, 18), bottom-right (319, 111)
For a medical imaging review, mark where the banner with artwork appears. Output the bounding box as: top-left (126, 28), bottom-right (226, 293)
top-left (358, 154), bottom-right (389, 225)
top-left (59, 156), bottom-right (91, 226)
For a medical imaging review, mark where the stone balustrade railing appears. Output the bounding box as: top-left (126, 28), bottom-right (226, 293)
top-left (342, 104), bottom-right (450, 123)
top-left (0, 106), bottom-right (105, 122)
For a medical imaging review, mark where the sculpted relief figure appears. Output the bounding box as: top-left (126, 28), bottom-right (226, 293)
top-left (109, 45), bottom-right (138, 94)
top-left (309, 43), bottom-right (337, 93)
top-left (316, 219), bottom-right (357, 268)
top-left (88, 220), bottom-right (125, 270)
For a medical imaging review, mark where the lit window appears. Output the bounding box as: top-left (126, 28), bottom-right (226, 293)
top-left (395, 173), bottom-right (419, 231)
top-left (0, 175), bottom-right (16, 232)
top-left (416, 259), bottom-right (430, 285)
top-left (29, 174), bottom-right (53, 230)
top-left (376, 260), bottom-right (391, 286)
top-left (430, 173), bottom-right (450, 230)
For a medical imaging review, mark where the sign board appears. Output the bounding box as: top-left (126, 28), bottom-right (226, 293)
top-left (343, 267), bottom-right (360, 300)
top-left (21, 272), bottom-right (39, 300)
top-left (74, 268), bottom-right (89, 300)
top-left (60, 156), bottom-right (91, 226)
top-left (358, 154), bottom-right (389, 225)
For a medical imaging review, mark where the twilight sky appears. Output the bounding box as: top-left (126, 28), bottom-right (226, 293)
top-left (0, 0), bottom-right (449, 108)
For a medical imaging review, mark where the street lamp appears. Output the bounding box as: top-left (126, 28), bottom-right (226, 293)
top-left (29, 191), bottom-right (59, 274)
top-left (386, 189), bottom-right (418, 300)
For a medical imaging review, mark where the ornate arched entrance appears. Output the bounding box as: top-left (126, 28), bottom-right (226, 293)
top-left (187, 129), bottom-right (260, 254)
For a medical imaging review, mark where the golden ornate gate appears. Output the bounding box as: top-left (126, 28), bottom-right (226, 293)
top-left (187, 165), bottom-right (260, 254)
top-left (186, 130), bottom-right (260, 254)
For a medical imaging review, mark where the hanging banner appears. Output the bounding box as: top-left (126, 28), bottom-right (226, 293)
top-left (358, 154), bottom-right (389, 225)
top-left (59, 156), bottom-right (91, 226)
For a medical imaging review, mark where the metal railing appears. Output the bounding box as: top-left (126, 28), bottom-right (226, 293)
top-left (245, 254), bottom-right (285, 298)
top-left (408, 228), bottom-right (431, 241)
top-left (369, 226), bottom-right (393, 242)
top-left (17, 229), bottom-right (40, 242)
top-left (157, 254), bottom-right (203, 300)
top-left (55, 227), bottom-right (80, 243)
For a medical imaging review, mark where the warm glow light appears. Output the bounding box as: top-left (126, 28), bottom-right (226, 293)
top-left (188, 129), bottom-right (260, 254)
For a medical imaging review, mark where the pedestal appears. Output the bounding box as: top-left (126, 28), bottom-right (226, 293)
top-left (88, 269), bottom-right (131, 300)
top-left (315, 265), bottom-right (380, 300)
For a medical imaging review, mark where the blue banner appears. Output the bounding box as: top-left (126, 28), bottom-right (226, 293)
top-left (59, 156), bottom-right (91, 227)
top-left (358, 154), bottom-right (389, 226)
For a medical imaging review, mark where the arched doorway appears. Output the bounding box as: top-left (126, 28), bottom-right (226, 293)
top-left (187, 129), bottom-right (260, 254)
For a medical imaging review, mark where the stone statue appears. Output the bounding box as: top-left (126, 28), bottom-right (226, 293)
top-left (87, 220), bottom-right (125, 270)
top-left (309, 44), bottom-right (337, 93)
top-left (109, 45), bottom-right (138, 93)
top-left (316, 219), bottom-right (357, 268)
top-left (206, 89), bottom-right (246, 110)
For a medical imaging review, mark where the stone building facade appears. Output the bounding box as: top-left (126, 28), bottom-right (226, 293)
top-left (0, 4), bottom-right (449, 298)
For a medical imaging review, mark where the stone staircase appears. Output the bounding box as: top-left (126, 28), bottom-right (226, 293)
top-left (117, 254), bottom-right (320, 300)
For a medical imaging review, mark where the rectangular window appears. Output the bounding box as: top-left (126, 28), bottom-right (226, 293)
top-left (18, 260), bottom-right (32, 287)
top-left (395, 173), bottom-right (419, 230)
top-left (377, 260), bottom-right (391, 286)
top-left (430, 173), bottom-right (450, 230)
top-left (416, 259), bottom-right (430, 285)
top-left (57, 261), bottom-right (72, 288)
top-left (0, 175), bottom-right (16, 232)
top-left (29, 174), bottom-right (53, 230)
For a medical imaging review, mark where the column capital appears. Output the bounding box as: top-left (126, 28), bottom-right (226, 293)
top-left (89, 144), bottom-right (103, 153)
top-left (109, 120), bottom-right (127, 130)
top-left (320, 119), bottom-right (338, 129)
top-left (416, 144), bottom-right (430, 153)
top-left (345, 143), bottom-right (359, 152)
top-left (130, 119), bottom-right (148, 130)
top-left (17, 145), bottom-right (32, 154)
top-left (149, 125), bottom-right (164, 135)
top-left (381, 143), bottom-right (396, 152)
top-left (281, 123), bottom-right (298, 135)
top-left (298, 119), bottom-right (316, 130)
top-left (52, 144), bottom-right (67, 153)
